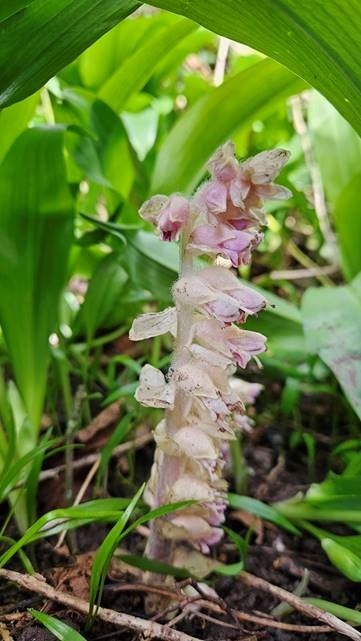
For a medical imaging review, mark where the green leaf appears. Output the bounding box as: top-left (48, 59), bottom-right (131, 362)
top-left (98, 18), bottom-right (197, 112)
top-left (0, 92), bottom-right (39, 163)
top-left (302, 598), bottom-right (361, 625)
top-left (322, 538), bottom-right (361, 582)
top-left (78, 12), bottom-right (178, 90)
top-left (0, 439), bottom-right (58, 503)
top-left (333, 175), bottom-right (361, 280)
top-left (228, 494), bottom-right (300, 535)
top-left (0, 498), bottom-right (130, 567)
top-left (151, 58), bottom-right (305, 194)
top-left (308, 91), bottom-right (361, 209)
top-left (301, 273), bottom-right (361, 419)
top-left (0, 2), bottom-right (35, 21)
top-left (116, 553), bottom-right (193, 578)
top-left (147, 0), bottom-right (361, 135)
top-left (0, 126), bottom-right (74, 431)
top-left (300, 521), bottom-right (361, 581)
top-left (75, 252), bottom-right (128, 342)
top-left (89, 484), bottom-right (145, 617)
top-left (124, 231), bottom-right (179, 302)
top-left (29, 610), bottom-right (87, 641)
top-left (275, 469), bottom-right (361, 523)
top-left (0, 0), bottom-right (140, 107)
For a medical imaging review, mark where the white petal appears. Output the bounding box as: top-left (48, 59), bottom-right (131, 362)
top-left (189, 343), bottom-right (232, 368)
top-left (174, 426), bottom-right (217, 459)
top-left (243, 149), bottom-right (290, 184)
top-left (139, 194), bottom-right (168, 223)
top-left (129, 307), bottom-right (177, 341)
top-left (135, 364), bottom-right (175, 408)
top-left (169, 476), bottom-right (215, 502)
top-left (229, 378), bottom-right (263, 404)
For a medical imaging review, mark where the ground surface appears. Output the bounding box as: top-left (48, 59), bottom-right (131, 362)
top-left (0, 381), bottom-right (360, 641)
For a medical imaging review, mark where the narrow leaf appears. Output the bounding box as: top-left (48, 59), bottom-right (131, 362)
top-left (99, 18), bottom-right (197, 112)
top-left (151, 58), bottom-right (305, 194)
top-left (30, 610), bottom-right (87, 641)
top-left (229, 494), bottom-right (300, 535)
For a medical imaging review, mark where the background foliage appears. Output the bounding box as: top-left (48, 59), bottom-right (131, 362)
top-left (0, 0), bottom-right (361, 616)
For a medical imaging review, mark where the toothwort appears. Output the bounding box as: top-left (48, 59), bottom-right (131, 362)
top-left (130, 142), bottom-right (291, 571)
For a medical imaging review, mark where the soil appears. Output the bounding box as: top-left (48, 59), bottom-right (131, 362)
top-left (1, 380), bottom-right (360, 641)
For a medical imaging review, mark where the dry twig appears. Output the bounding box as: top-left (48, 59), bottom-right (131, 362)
top-left (239, 571), bottom-right (361, 640)
top-left (106, 582), bottom-right (333, 634)
top-left (38, 432), bottom-right (152, 482)
top-left (0, 569), bottom-right (199, 641)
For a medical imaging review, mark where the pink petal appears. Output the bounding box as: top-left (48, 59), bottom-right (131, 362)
top-left (207, 141), bottom-right (238, 182)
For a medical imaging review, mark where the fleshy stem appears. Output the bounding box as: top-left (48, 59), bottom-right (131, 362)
top-left (145, 221), bottom-right (194, 565)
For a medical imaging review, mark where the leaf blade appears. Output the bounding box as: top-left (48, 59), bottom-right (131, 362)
top-left (151, 58), bottom-right (305, 194)
top-left (0, 0), bottom-right (140, 107)
top-left (147, 0), bottom-right (361, 134)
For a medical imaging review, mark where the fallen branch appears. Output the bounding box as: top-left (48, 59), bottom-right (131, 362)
top-left (239, 571), bottom-right (361, 641)
top-left (0, 569), bottom-right (199, 641)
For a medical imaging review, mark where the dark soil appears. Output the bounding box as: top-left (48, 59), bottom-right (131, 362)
top-left (1, 384), bottom-right (360, 641)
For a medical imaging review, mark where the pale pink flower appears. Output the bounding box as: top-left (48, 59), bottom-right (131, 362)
top-left (139, 194), bottom-right (190, 241)
top-left (194, 180), bottom-right (228, 215)
top-left (196, 144), bottom-right (291, 233)
top-left (173, 266), bottom-right (266, 324)
top-left (229, 149), bottom-right (292, 218)
top-left (163, 514), bottom-right (224, 554)
top-left (207, 141), bottom-right (239, 183)
top-left (229, 378), bottom-right (264, 404)
top-left (191, 319), bottom-right (266, 369)
top-left (188, 223), bottom-right (263, 267)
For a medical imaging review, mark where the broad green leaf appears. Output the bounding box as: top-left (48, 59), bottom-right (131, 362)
top-left (301, 274), bottom-right (361, 419)
top-left (122, 107), bottom-right (159, 160)
top-left (0, 2), bottom-right (36, 22)
top-left (75, 252), bottom-right (128, 342)
top-left (308, 91), bottom-right (361, 208)
top-left (333, 175), bottom-right (361, 280)
top-left (148, 0), bottom-right (361, 135)
top-left (0, 0), bottom-right (140, 107)
top-left (79, 12), bottom-right (177, 90)
top-left (0, 92), bottom-right (39, 163)
top-left (123, 231), bottom-right (179, 302)
top-left (98, 18), bottom-right (197, 112)
top-left (0, 126), bottom-right (74, 431)
top-left (151, 58), bottom-right (305, 194)
top-left (29, 610), bottom-right (87, 641)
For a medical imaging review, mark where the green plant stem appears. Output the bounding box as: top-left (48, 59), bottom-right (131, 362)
top-left (230, 438), bottom-right (248, 494)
